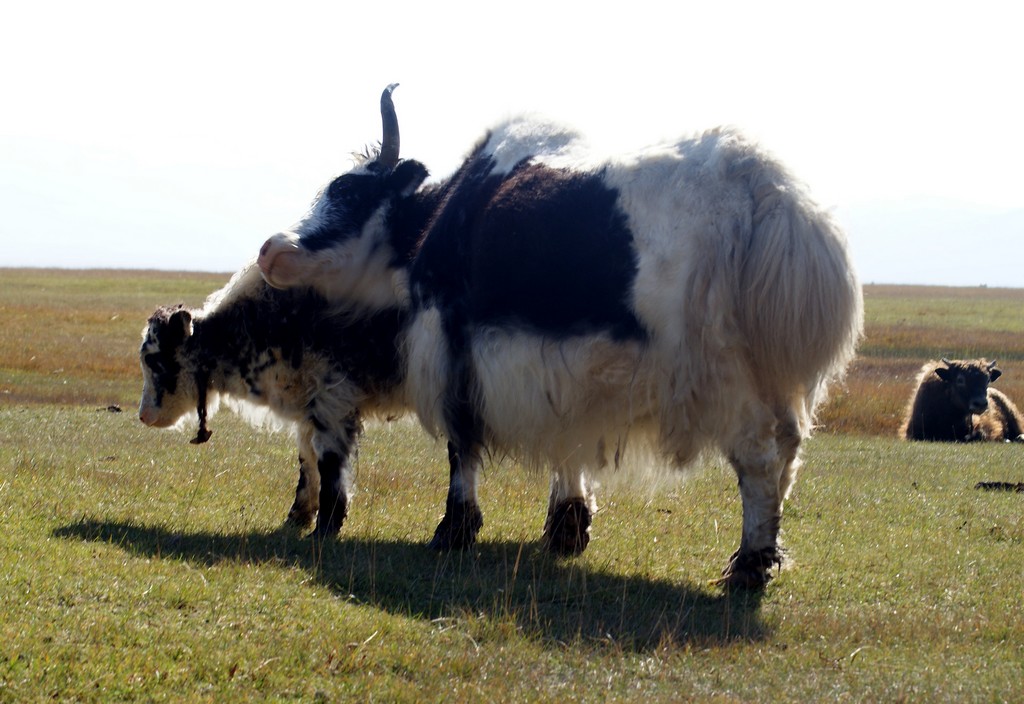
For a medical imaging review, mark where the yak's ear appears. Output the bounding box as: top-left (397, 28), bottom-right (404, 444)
top-left (934, 365), bottom-right (954, 382)
top-left (990, 367), bottom-right (1002, 383)
top-left (386, 159), bottom-right (428, 197)
top-left (164, 309), bottom-right (193, 347)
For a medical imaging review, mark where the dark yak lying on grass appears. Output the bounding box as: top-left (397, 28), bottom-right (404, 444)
top-left (901, 358), bottom-right (1024, 442)
top-left (138, 264), bottom-right (409, 536)
top-left (254, 85), bottom-right (863, 589)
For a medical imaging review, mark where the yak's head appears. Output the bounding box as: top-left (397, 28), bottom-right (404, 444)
top-left (258, 84), bottom-right (428, 308)
top-left (934, 357), bottom-right (1001, 414)
top-left (138, 305), bottom-right (198, 428)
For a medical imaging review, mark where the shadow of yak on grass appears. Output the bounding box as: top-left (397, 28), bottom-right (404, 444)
top-left (54, 519), bottom-right (769, 651)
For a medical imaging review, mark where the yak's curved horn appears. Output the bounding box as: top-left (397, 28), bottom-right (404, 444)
top-left (940, 357), bottom-right (953, 366)
top-left (378, 83), bottom-right (400, 169)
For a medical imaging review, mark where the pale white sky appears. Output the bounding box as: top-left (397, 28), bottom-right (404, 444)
top-left (2, 0), bottom-right (1022, 285)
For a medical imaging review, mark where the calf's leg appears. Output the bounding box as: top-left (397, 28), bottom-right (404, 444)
top-left (311, 413), bottom-right (361, 539)
top-left (286, 425), bottom-right (319, 529)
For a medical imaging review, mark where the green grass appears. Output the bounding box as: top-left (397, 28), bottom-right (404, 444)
top-left (1, 269), bottom-right (1023, 701)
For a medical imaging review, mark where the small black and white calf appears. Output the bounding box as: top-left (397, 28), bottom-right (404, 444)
top-left (138, 264), bottom-right (408, 537)
top-left (257, 85), bottom-right (864, 588)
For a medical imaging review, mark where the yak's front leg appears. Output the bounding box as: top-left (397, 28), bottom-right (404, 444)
top-left (720, 402), bottom-right (804, 589)
top-left (428, 323), bottom-right (485, 551)
top-left (428, 441), bottom-right (484, 550)
top-left (286, 424), bottom-right (319, 529)
top-left (312, 412), bottom-right (361, 539)
top-left (542, 464), bottom-right (596, 556)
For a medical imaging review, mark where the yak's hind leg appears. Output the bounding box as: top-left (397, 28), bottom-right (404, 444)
top-left (429, 441), bottom-right (485, 550)
top-left (720, 399), bottom-right (805, 589)
top-left (286, 424), bottom-right (320, 529)
top-left (542, 464), bottom-right (597, 556)
top-left (311, 412), bottom-right (362, 539)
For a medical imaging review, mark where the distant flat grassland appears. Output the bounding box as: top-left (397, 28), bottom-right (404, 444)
top-left (0, 268), bottom-right (228, 406)
top-left (1, 269), bottom-right (1022, 702)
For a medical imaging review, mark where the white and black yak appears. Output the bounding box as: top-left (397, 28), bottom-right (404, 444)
top-left (901, 358), bottom-right (1024, 442)
top-left (138, 264), bottom-right (409, 537)
top-left (255, 85), bottom-right (863, 588)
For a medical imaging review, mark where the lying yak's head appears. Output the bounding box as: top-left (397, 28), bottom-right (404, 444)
top-left (934, 357), bottom-right (1001, 414)
top-left (138, 305), bottom-right (198, 429)
top-left (257, 84), bottom-right (428, 308)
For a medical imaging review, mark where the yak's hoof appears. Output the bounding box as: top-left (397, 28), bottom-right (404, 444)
top-left (543, 498), bottom-right (592, 556)
top-left (716, 546), bottom-right (784, 590)
top-left (311, 519), bottom-right (342, 541)
top-left (286, 504), bottom-right (317, 531)
top-left (312, 501), bottom-right (347, 540)
top-left (428, 502), bottom-right (484, 551)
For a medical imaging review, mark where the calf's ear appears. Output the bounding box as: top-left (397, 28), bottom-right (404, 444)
top-left (934, 366), bottom-right (954, 382)
top-left (386, 159), bottom-right (429, 197)
top-left (989, 368), bottom-right (1002, 383)
top-left (165, 309), bottom-right (194, 347)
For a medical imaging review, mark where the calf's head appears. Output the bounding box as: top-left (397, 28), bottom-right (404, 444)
top-left (934, 358), bottom-right (1001, 414)
top-left (257, 84), bottom-right (427, 306)
top-left (138, 305), bottom-right (197, 428)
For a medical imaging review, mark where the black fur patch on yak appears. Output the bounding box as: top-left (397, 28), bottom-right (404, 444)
top-left (410, 158), bottom-right (645, 341)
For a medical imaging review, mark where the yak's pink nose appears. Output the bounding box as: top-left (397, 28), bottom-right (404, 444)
top-left (257, 238), bottom-right (278, 283)
top-left (258, 234), bottom-right (303, 289)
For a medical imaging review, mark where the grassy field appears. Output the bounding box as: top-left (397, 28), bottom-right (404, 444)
top-left (1, 269), bottom-right (1022, 701)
